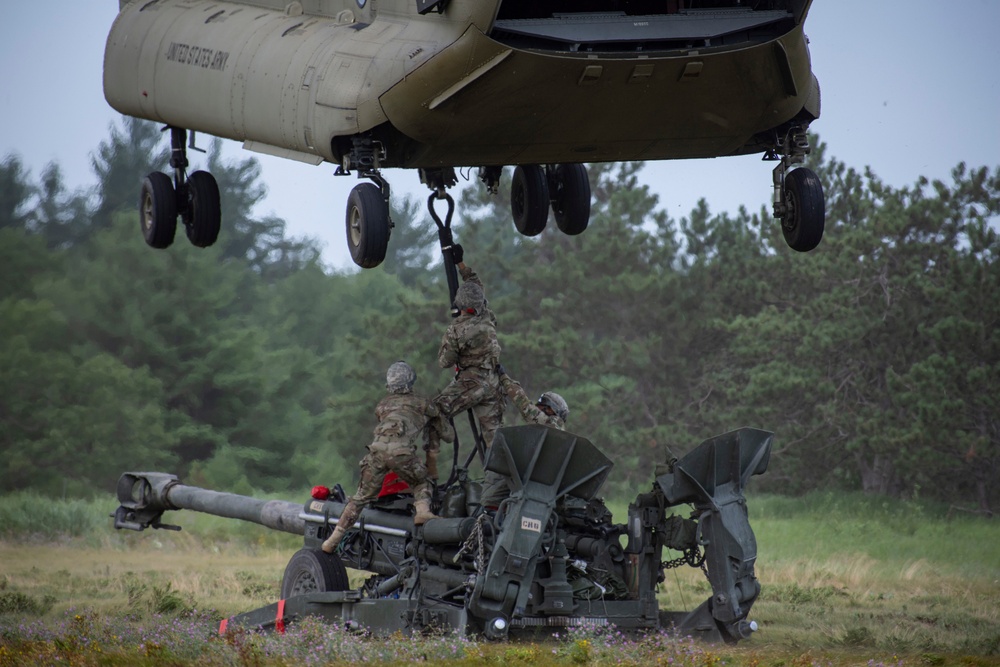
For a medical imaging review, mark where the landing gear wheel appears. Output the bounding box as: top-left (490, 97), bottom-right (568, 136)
top-left (781, 168), bottom-right (825, 252)
top-left (550, 163), bottom-right (590, 235)
top-left (346, 182), bottom-right (391, 268)
top-left (510, 165), bottom-right (549, 237)
top-left (184, 170), bottom-right (221, 248)
top-left (280, 548), bottom-right (350, 598)
top-left (140, 171), bottom-right (177, 249)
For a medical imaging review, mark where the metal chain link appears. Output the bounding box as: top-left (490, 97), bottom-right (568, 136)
top-left (454, 512), bottom-right (489, 574)
top-left (661, 546), bottom-right (705, 571)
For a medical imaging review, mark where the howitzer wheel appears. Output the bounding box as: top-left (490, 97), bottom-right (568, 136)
top-left (280, 548), bottom-right (350, 598)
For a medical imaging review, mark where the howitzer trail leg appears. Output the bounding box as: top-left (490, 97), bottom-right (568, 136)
top-left (655, 427), bottom-right (772, 642)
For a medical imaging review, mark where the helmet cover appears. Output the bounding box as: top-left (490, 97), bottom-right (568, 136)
top-left (386, 361), bottom-right (417, 393)
top-left (537, 391), bottom-right (569, 422)
top-left (454, 281), bottom-right (485, 311)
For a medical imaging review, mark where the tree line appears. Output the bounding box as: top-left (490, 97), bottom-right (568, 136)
top-left (1, 118), bottom-right (997, 514)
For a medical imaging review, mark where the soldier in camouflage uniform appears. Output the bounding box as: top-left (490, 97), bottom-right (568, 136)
top-left (484, 368), bottom-right (570, 507)
top-left (499, 370), bottom-right (569, 430)
top-left (322, 361), bottom-right (454, 554)
top-left (433, 246), bottom-right (507, 506)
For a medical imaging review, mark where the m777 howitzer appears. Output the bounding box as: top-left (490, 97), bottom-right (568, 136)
top-left (114, 425), bottom-right (772, 643)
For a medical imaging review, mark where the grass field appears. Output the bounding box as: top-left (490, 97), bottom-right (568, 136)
top-left (1, 491), bottom-right (998, 666)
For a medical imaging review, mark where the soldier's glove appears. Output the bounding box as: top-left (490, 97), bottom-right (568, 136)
top-left (451, 243), bottom-right (464, 264)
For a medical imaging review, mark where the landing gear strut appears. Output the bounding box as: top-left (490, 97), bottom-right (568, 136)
top-left (140, 127), bottom-right (221, 250)
top-left (766, 125), bottom-right (825, 252)
top-left (337, 135), bottom-right (392, 268)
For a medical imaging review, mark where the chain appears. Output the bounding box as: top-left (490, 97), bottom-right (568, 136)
top-left (454, 513), bottom-right (489, 574)
top-left (661, 546), bottom-right (705, 571)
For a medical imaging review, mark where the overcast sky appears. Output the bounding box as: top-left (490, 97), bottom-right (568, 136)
top-left (2, 1), bottom-right (998, 270)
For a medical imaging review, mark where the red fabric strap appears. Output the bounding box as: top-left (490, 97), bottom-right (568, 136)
top-left (276, 599), bottom-right (286, 634)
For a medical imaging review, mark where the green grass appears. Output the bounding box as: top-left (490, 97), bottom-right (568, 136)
top-left (748, 491), bottom-right (1000, 577)
top-left (0, 492), bottom-right (107, 540)
top-left (0, 491), bottom-right (998, 665)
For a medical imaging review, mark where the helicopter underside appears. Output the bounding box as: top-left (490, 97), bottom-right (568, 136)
top-left (372, 6), bottom-right (818, 169)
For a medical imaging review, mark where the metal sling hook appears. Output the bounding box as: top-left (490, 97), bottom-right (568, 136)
top-left (428, 192), bottom-right (461, 315)
top-left (428, 191), bottom-right (455, 232)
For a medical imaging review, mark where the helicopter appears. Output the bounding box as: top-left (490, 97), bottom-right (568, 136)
top-left (105, 0), bottom-right (825, 268)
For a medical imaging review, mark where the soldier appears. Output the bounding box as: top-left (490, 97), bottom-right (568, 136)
top-left (483, 368), bottom-right (571, 510)
top-left (322, 361), bottom-right (453, 554)
top-left (433, 245), bottom-right (507, 505)
top-left (499, 368), bottom-right (569, 430)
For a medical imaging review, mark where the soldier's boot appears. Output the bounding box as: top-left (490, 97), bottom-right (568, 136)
top-left (413, 499), bottom-right (440, 525)
top-left (425, 448), bottom-right (439, 482)
top-left (322, 501), bottom-right (359, 554)
top-left (321, 524), bottom-right (349, 554)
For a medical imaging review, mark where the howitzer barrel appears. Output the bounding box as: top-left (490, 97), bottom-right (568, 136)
top-left (114, 472), bottom-right (305, 535)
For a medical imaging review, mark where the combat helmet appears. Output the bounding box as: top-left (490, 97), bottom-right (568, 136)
top-left (454, 281), bottom-right (485, 311)
top-left (386, 361), bottom-right (416, 393)
top-left (537, 391), bottom-right (569, 422)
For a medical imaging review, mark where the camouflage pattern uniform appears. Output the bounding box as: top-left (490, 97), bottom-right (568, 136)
top-left (434, 264), bottom-right (507, 506)
top-left (323, 373), bottom-right (453, 553)
top-left (353, 391), bottom-right (452, 506)
top-left (434, 265), bottom-right (505, 449)
top-left (500, 374), bottom-right (566, 430)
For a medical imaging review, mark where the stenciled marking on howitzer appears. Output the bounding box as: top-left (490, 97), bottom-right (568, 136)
top-left (520, 517), bottom-right (542, 533)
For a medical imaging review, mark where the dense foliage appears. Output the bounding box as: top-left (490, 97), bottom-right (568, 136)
top-left (1, 118), bottom-right (997, 512)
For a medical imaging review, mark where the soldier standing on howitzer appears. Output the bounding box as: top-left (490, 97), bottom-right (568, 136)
top-left (432, 245), bottom-right (508, 508)
top-left (498, 366), bottom-right (569, 430)
top-left (322, 361), bottom-right (454, 554)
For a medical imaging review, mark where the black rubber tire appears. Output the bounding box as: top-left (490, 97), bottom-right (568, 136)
top-left (140, 172), bottom-right (177, 249)
top-left (781, 168), bottom-right (825, 252)
top-left (550, 163), bottom-right (591, 235)
top-left (184, 170), bottom-right (221, 248)
top-left (346, 182), bottom-right (391, 268)
top-left (280, 548), bottom-right (350, 599)
top-left (510, 165), bottom-right (549, 237)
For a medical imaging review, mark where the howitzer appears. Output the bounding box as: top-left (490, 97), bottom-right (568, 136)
top-left (114, 425), bottom-right (771, 643)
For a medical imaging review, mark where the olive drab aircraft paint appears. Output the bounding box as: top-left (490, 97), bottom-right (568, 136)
top-left (104, 0), bottom-right (826, 267)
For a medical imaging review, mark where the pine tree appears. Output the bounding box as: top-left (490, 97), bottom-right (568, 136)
top-left (0, 154), bottom-right (34, 231)
top-left (91, 116), bottom-right (170, 226)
